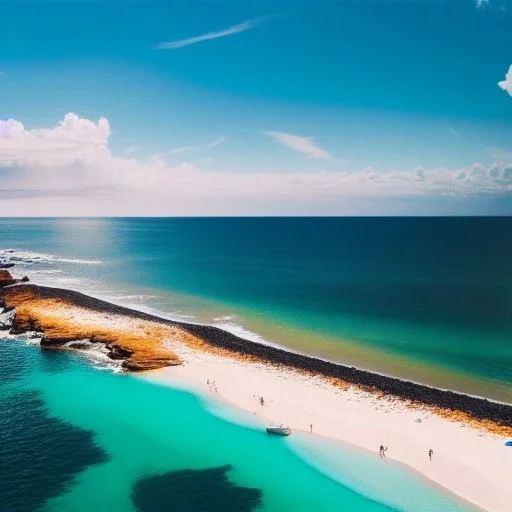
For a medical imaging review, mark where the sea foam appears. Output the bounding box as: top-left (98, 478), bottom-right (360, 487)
top-left (0, 249), bottom-right (102, 266)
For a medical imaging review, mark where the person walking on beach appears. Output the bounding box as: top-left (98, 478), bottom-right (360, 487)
top-left (260, 396), bottom-right (264, 406)
top-left (379, 445), bottom-right (384, 458)
top-left (310, 424), bottom-right (313, 433)
top-left (428, 448), bottom-right (433, 461)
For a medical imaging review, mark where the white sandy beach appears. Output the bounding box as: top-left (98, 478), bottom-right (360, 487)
top-left (3, 291), bottom-right (511, 512)
top-left (145, 342), bottom-right (512, 512)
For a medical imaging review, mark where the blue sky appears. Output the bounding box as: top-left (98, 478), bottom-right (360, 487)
top-left (1, 0), bottom-right (511, 215)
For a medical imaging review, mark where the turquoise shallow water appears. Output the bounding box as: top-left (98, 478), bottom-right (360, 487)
top-left (0, 217), bottom-right (510, 401)
top-left (0, 339), bottom-right (472, 512)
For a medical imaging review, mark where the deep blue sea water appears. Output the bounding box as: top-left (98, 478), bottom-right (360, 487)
top-left (1, 217), bottom-right (510, 401)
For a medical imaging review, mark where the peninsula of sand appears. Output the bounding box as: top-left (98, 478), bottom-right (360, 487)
top-left (1, 271), bottom-right (511, 512)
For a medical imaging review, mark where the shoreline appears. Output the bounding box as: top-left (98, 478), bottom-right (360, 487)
top-left (1, 281), bottom-right (512, 511)
top-left (144, 345), bottom-right (510, 512)
top-left (2, 283), bottom-right (511, 430)
top-left (144, 369), bottom-right (485, 512)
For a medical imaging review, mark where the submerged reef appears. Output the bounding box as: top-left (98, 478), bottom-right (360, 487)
top-left (132, 465), bottom-right (263, 512)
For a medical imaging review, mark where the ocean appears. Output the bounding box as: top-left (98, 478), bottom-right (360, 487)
top-left (0, 217), bottom-right (510, 400)
top-left (0, 216), bottom-right (510, 511)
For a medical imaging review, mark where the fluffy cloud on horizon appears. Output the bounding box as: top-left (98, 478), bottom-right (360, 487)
top-left (0, 113), bottom-right (511, 216)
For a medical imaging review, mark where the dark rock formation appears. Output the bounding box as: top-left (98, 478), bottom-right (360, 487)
top-left (0, 270), bottom-right (16, 288)
top-left (0, 263), bottom-right (15, 269)
top-left (9, 316), bottom-right (42, 336)
top-left (0, 270), bottom-right (29, 287)
top-left (107, 344), bottom-right (134, 360)
top-left (65, 341), bottom-right (93, 350)
top-left (122, 358), bottom-right (181, 372)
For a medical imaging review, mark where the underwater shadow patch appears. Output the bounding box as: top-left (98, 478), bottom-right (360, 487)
top-left (132, 464), bottom-right (263, 512)
top-left (0, 390), bottom-right (108, 512)
top-left (0, 340), bottom-right (31, 384)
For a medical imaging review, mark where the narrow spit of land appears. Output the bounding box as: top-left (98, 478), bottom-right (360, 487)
top-left (2, 283), bottom-right (511, 432)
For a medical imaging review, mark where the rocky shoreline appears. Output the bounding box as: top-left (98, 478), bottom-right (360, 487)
top-left (1, 280), bottom-right (511, 431)
top-left (0, 278), bottom-right (181, 371)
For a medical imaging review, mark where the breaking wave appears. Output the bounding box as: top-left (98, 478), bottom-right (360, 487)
top-left (0, 249), bottom-right (102, 266)
top-left (63, 339), bottom-right (123, 372)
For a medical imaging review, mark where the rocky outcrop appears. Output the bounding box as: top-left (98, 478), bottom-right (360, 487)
top-left (0, 306), bottom-right (15, 330)
top-left (122, 357), bottom-right (181, 371)
top-left (0, 263), bottom-right (15, 269)
top-left (0, 269), bottom-right (29, 287)
top-left (1, 284), bottom-right (181, 372)
top-left (0, 270), bottom-right (16, 287)
top-left (9, 316), bottom-right (42, 335)
top-left (107, 344), bottom-right (134, 360)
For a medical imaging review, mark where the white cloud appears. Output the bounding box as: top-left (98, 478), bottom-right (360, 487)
top-left (0, 114), bottom-right (510, 216)
top-left (486, 147), bottom-right (512, 162)
top-left (0, 113), bottom-right (111, 169)
top-left (169, 145), bottom-right (201, 155)
top-left (169, 137), bottom-right (226, 155)
top-left (156, 18), bottom-right (267, 50)
top-left (206, 137), bottom-right (226, 149)
top-left (498, 65), bottom-right (512, 96)
top-left (262, 131), bottom-right (333, 159)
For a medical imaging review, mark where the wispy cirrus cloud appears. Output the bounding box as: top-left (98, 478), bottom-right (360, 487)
top-left (156, 17), bottom-right (267, 50)
top-left (262, 131), bottom-right (333, 159)
top-left (170, 137), bottom-right (226, 155)
top-left (486, 147), bottom-right (512, 162)
top-left (498, 65), bottom-right (512, 97)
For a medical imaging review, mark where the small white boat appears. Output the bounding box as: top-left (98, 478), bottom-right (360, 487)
top-left (266, 424), bottom-right (292, 436)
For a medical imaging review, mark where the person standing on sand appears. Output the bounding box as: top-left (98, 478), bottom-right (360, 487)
top-left (379, 445), bottom-right (384, 458)
top-left (260, 396), bottom-right (264, 406)
top-left (429, 449), bottom-right (433, 460)
top-left (310, 424), bottom-right (313, 433)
